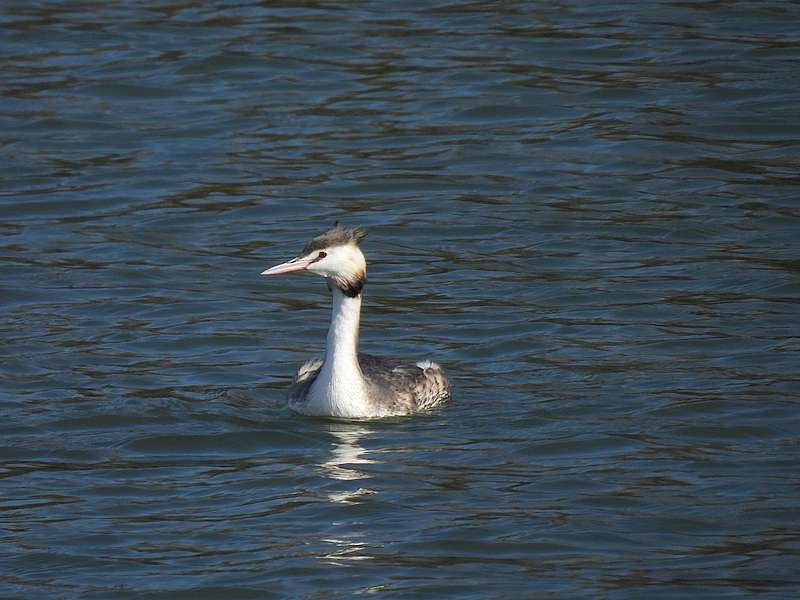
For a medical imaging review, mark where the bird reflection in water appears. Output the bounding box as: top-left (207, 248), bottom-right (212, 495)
top-left (319, 422), bottom-right (375, 490)
top-left (318, 422), bottom-right (379, 563)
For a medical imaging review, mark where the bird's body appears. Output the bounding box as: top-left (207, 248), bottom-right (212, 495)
top-left (289, 353), bottom-right (450, 418)
top-left (261, 224), bottom-right (450, 419)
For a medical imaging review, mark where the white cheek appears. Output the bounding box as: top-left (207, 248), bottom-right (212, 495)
top-left (308, 257), bottom-right (340, 277)
top-left (306, 247), bottom-right (364, 279)
top-left (325, 259), bottom-right (348, 275)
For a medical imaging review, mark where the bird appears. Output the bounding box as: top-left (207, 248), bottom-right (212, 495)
top-left (261, 223), bottom-right (451, 419)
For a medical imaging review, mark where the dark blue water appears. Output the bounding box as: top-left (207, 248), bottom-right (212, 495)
top-left (2, 1), bottom-right (799, 598)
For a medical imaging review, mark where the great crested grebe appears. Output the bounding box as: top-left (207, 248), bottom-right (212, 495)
top-left (261, 224), bottom-right (451, 418)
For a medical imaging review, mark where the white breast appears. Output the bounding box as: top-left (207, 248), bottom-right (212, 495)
top-left (301, 361), bottom-right (372, 418)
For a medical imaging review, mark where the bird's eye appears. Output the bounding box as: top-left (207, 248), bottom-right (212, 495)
top-left (318, 251), bottom-right (327, 259)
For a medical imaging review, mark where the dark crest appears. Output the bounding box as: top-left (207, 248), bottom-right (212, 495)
top-left (301, 222), bottom-right (368, 256)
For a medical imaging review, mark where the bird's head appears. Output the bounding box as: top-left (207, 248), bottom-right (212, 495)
top-left (261, 223), bottom-right (368, 297)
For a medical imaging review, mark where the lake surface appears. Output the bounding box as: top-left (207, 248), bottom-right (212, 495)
top-left (2, 1), bottom-right (799, 598)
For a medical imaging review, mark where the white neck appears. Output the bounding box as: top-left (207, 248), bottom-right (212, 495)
top-left (326, 286), bottom-right (362, 366)
top-left (305, 286), bottom-right (371, 417)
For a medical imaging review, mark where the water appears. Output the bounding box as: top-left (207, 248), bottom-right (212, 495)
top-left (2, 1), bottom-right (799, 597)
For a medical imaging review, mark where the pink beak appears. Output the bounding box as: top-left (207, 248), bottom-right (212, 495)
top-left (260, 257), bottom-right (311, 276)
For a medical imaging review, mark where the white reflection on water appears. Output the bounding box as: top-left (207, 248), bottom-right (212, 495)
top-left (319, 422), bottom-right (377, 501)
top-left (319, 423), bottom-right (379, 563)
top-left (321, 537), bottom-right (375, 564)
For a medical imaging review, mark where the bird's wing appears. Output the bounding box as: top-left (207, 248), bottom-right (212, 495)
top-left (359, 353), bottom-right (451, 414)
top-left (288, 358), bottom-right (323, 406)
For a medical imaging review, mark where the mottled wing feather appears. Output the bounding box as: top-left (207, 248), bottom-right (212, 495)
top-left (287, 358), bottom-right (322, 408)
top-left (359, 353), bottom-right (451, 415)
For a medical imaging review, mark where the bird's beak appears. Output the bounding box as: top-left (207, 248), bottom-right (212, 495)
top-left (260, 257), bottom-right (311, 276)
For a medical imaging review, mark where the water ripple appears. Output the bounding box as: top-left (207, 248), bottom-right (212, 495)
top-left (1, 0), bottom-right (799, 598)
